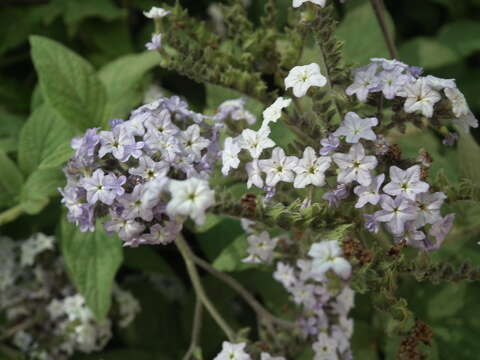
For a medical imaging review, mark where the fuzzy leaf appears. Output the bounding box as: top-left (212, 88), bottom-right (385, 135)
top-left (212, 234), bottom-right (255, 272)
top-left (98, 51), bottom-right (160, 121)
top-left (18, 104), bottom-right (75, 174)
top-left (0, 150), bottom-right (24, 206)
top-left (30, 35), bottom-right (107, 130)
top-left (399, 37), bottom-right (458, 69)
top-left (19, 168), bottom-right (64, 215)
top-left (60, 219), bottom-right (123, 320)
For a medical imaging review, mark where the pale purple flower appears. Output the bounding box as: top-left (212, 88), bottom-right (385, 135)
top-left (353, 173), bottom-right (384, 208)
top-left (119, 181), bottom-right (166, 222)
top-left (364, 213), bottom-right (380, 233)
top-left (332, 143), bottom-right (378, 186)
top-left (144, 132), bottom-right (181, 161)
top-left (214, 98), bottom-right (256, 125)
top-left (375, 195), bottom-right (417, 235)
top-left (320, 134), bottom-right (340, 155)
top-left (243, 231), bottom-right (278, 264)
top-left (346, 63), bottom-right (379, 102)
top-left (370, 58), bottom-right (408, 72)
top-left (322, 184), bottom-right (349, 208)
top-left (259, 147), bottom-right (298, 187)
top-left (291, 282), bottom-right (317, 309)
top-left (98, 126), bottom-right (136, 161)
top-left (144, 109), bottom-right (179, 137)
top-left (373, 134), bottom-right (390, 155)
top-left (70, 128), bottom-right (99, 166)
top-left (414, 192), bottom-right (446, 227)
top-left (105, 217), bottom-right (145, 242)
top-left (333, 112), bottom-right (378, 143)
top-left (293, 147), bottom-right (331, 188)
top-left (308, 240), bottom-right (351, 280)
top-left (427, 213), bottom-right (455, 251)
top-left (141, 222), bottom-right (181, 245)
top-left (76, 204), bottom-right (95, 232)
top-left (377, 69), bottom-right (410, 99)
top-left (383, 165), bottom-right (429, 200)
top-left (180, 124), bottom-right (210, 160)
top-left (129, 156), bottom-right (169, 181)
top-left (146, 34), bottom-right (162, 51)
top-left (396, 221), bottom-right (425, 246)
top-left (80, 169), bottom-right (125, 205)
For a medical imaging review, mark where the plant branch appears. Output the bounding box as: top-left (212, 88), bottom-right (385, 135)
top-left (191, 254), bottom-right (296, 330)
top-left (175, 235), bottom-right (235, 341)
top-left (369, 0), bottom-right (398, 59)
top-left (183, 297), bottom-right (203, 360)
top-left (0, 205), bottom-right (23, 226)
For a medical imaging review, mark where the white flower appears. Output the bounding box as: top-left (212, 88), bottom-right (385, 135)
top-left (383, 165), bottom-right (429, 200)
top-left (166, 178), bottom-right (215, 225)
top-left (20, 233), bottom-right (55, 267)
top-left (261, 353), bottom-right (286, 360)
top-left (403, 78), bottom-right (441, 118)
top-left (375, 195), bottom-right (417, 235)
top-left (444, 87), bottom-right (479, 132)
top-left (332, 143), bottom-right (377, 186)
top-left (308, 240), bottom-right (351, 280)
top-left (221, 137), bottom-right (241, 175)
top-left (214, 342), bottom-right (251, 360)
top-left (312, 333), bottom-right (338, 360)
top-left (346, 63), bottom-right (379, 102)
top-left (129, 156), bottom-right (169, 181)
top-left (243, 231), bottom-right (278, 264)
top-left (259, 147), bottom-right (298, 187)
top-left (246, 160), bottom-right (264, 189)
top-left (180, 124), bottom-right (210, 159)
top-left (292, 0), bottom-right (326, 8)
top-left (424, 75), bottom-right (456, 90)
top-left (240, 128), bottom-right (275, 159)
top-left (273, 262), bottom-right (296, 289)
top-left (353, 173), bottom-right (385, 208)
top-left (414, 192), bottom-right (446, 227)
top-left (285, 63), bottom-right (327, 97)
top-left (293, 147), bottom-right (331, 188)
top-left (333, 112), bottom-right (378, 143)
top-left (261, 97), bottom-right (291, 129)
top-left (291, 282), bottom-right (317, 308)
top-left (143, 7), bottom-right (171, 19)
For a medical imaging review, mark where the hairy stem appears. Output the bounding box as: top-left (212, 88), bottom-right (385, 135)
top-left (0, 205), bottom-right (23, 226)
top-left (183, 297), bottom-right (203, 360)
top-left (369, 0), bottom-right (398, 59)
top-left (175, 235), bottom-right (235, 341)
top-left (191, 254), bottom-right (296, 330)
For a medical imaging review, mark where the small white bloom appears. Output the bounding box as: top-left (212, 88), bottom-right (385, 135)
top-left (221, 137), bottom-right (241, 175)
top-left (333, 112), bottom-right (378, 143)
top-left (285, 63), bottom-right (327, 97)
top-left (414, 192), bottom-right (446, 227)
top-left (166, 178), bottom-right (215, 225)
top-left (129, 156), bottom-right (169, 181)
top-left (259, 147), bottom-right (298, 187)
top-left (246, 160), bottom-right (264, 189)
top-left (403, 78), bottom-right (441, 118)
top-left (444, 87), bottom-right (479, 132)
top-left (332, 143), bottom-right (377, 186)
top-left (214, 342), bottom-right (251, 360)
top-left (143, 7), bottom-right (171, 19)
top-left (312, 333), bottom-right (338, 360)
top-left (346, 63), bottom-right (379, 102)
top-left (242, 231), bottom-right (278, 264)
top-left (353, 173), bottom-right (385, 208)
top-left (240, 128), bottom-right (275, 159)
top-left (383, 165), bottom-right (429, 200)
top-left (292, 0), bottom-right (326, 8)
top-left (273, 261), bottom-right (296, 289)
top-left (261, 97), bottom-right (292, 129)
top-left (424, 75), bottom-right (456, 90)
top-left (180, 124), bottom-right (210, 159)
top-left (293, 147), bottom-right (331, 188)
top-left (308, 240), bottom-right (351, 280)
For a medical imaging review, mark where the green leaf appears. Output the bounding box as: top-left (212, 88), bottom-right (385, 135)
top-left (399, 37), bottom-right (458, 69)
top-left (0, 150), bottom-right (24, 205)
top-left (428, 283), bottom-right (466, 319)
top-left (212, 234), bottom-right (255, 272)
top-left (437, 20), bottom-right (480, 58)
top-left (60, 219), bottom-right (123, 320)
top-left (30, 35), bottom-right (107, 130)
top-left (18, 104), bottom-right (75, 174)
top-left (197, 218), bottom-right (244, 261)
top-left (456, 132), bottom-right (480, 185)
top-left (99, 51), bottom-right (160, 120)
top-left (0, 108), bottom-right (24, 153)
top-left (19, 168), bottom-right (64, 215)
top-left (337, 0), bottom-right (395, 65)
top-left (38, 142), bottom-right (74, 170)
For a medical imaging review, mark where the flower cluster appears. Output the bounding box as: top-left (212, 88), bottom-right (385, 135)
top-left (273, 240), bottom-right (354, 360)
top-left (0, 234), bottom-right (140, 360)
top-left (61, 96), bottom-right (222, 247)
top-left (346, 58), bottom-right (478, 133)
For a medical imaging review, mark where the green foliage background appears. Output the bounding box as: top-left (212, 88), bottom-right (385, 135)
top-left (0, 0), bottom-right (479, 359)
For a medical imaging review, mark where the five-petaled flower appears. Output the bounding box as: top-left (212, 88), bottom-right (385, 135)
top-left (285, 63), bottom-right (327, 97)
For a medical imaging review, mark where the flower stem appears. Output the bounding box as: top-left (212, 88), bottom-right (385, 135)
top-left (175, 235), bottom-right (235, 341)
top-left (183, 297), bottom-right (203, 360)
top-left (0, 205), bottom-right (23, 226)
top-left (191, 253), bottom-right (296, 330)
top-left (369, 0), bottom-right (398, 59)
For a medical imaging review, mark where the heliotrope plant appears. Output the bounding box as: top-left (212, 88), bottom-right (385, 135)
top-left (58, 0), bottom-right (480, 359)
